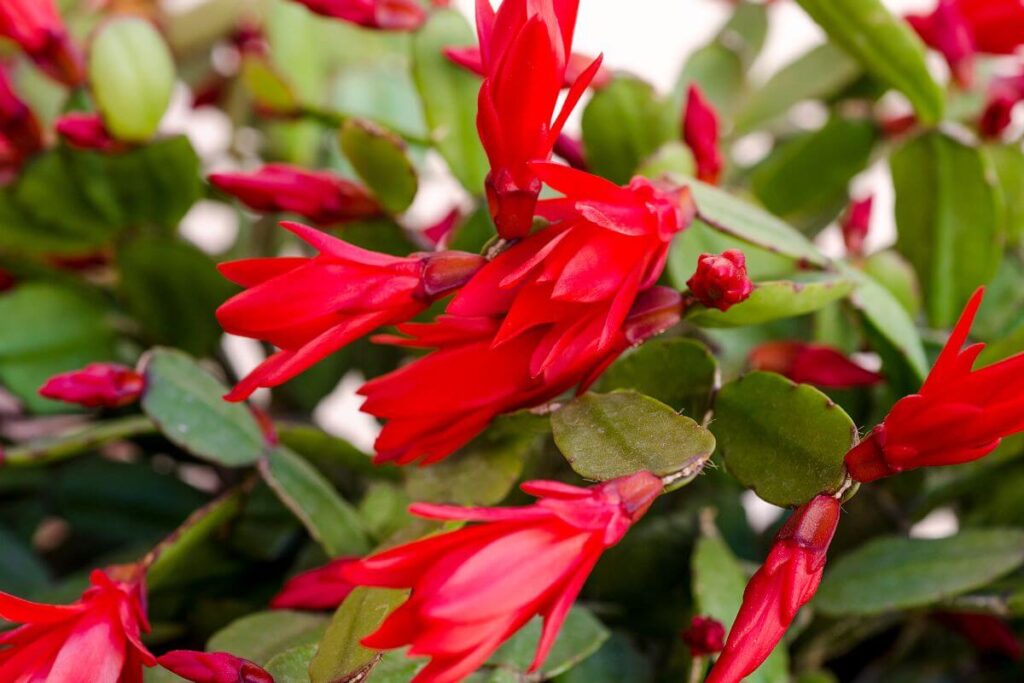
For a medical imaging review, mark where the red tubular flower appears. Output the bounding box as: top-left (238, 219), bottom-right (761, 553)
top-left (0, 69), bottom-right (42, 161)
top-left (444, 45), bottom-right (611, 89)
top-left (749, 342), bottom-right (883, 389)
top-left (157, 651), bottom-right (274, 683)
top-left (707, 495), bottom-right (841, 683)
top-left (686, 249), bottom-right (753, 312)
top-left (682, 615), bottom-right (726, 657)
top-left (0, 0), bottom-right (84, 86)
top-left (841, 195), bottom-right (873, 258)
top-left (936, 612), bottom-right (1024, 660)
top-left (270, 557), bottom-right (358, 610)
top-left (474, 0), bottom-right (603, 238)
top-left (0, 567), bottom-right (156, 682)
top-left (289, 0), bottom-right (427, 31)
top-left (907, 0), bottom-right (976, 86)
top-left (845, 288), bottom-right (1024, 483)
top-left (958, 0), bottom-right (1024, 54)
top-left (209, 164), bottom-right (382, 226)
top-left (683, 85), bottom-right (723, 185)
top-left (343, 472), bottom-right (663, 683)
top-left (39, 363), bottom-right (145, 409)
top-left (218, 221), bottom-right (486, 401)
top-left (57, 112), bottom-right (123, 153)
top-left (360, 166), bottom-right (694, 465)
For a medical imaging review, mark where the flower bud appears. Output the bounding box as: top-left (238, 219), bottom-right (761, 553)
top-left (56, 113), bottom-right (123, 153)
top-left (157, 651), bottom-right (274, 683)
top-left (554, 133), bottom-right (588, 171)
top-left (687, 250), bottom-right (753, 312)
top-left (0, 70), bottom-right (42, 160)
top-left (978, 91), bottom-right (1017, 139)
top-left (38, 363), bottom-right (145, 409)
top-left (906, 0), bottom-right (975, 87)
top-left (683, 615), bottom-right (726, 657)
top-left (683, 84), bottom-right (723, 185)
top-left (749, 341), bottom-right (883, 389)
top-left (292, 0), bottom-right (427, 31)
top-left (417, 250), bottom-right (488, 301)
top-left (841, 195), bottom-right (873, 257)
top-left (0, 0), bottom-right (84, 86)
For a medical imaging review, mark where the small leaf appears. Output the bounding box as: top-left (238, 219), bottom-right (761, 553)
top-left (241, 55), bottom-right (300, 114)
top-left (140, 348), bottom-right (266, 466)
top-left (339, 119), bottom-right (418, 214)
top-left (487, 607), bottom-right (609, 678)
top-left (816, 529), bottom-right (1024, 616)
top-left (794, 0), bottom-right (944, 124)
top-left (687, 275), bottom-right (857, 328)
top-left (637, 141), bottom-right (695, 181)
top-left (264, 643), bottom-right (318, 683)
top-left (861, 250), bottom-right (921, 317)
top-left (712, 372), bottom-right (856, 506)
top-left (0, 526), bottom-right (50, 595)
top-left (207, 610), bottom-right (329, 666)
top-left (552, 391), bottom-right (716, 483)
top-left (332, 60), bottom-right (428, 139)
top-left (260, 446), bottom-right (371, 557)
top-left (673, 44), bottom-right (744, 120)
top-left (988, 142), bottom-right (1024, 246)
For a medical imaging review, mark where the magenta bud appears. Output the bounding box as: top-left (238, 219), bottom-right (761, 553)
top-left (687, 249), bottom-right (753, 312)
top-left (682, 615), bottom-right (726, 657)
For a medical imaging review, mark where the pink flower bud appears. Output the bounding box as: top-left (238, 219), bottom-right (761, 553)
top-left (157, 650), bottom-right (274, 683)
top-left (841, 195), bottom-right (873, 257)
top-left (749, 341), bottom-right (883, 389)
top-left (682, 615), bottom-right (726, 657)
top-left (687, 250), bottom-right (753, 312)
top-left (56, 113), bottom-right (124, 153)
top-left (38, 363), bottom-right (145, 409)
top-left (291, 0), bottom-right (427, 31)
top-left (683, 85), bottom-right (723, 185)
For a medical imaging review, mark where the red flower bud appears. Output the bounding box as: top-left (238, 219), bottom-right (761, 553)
top-left (978, 91), bottom-right (1018, 139)
top-left (290, 0), bottom-right (427, 31)
top-left (56, 113), bottom-right (124, 153)
top-left (907, 0), bottom-right (976, 86)
top-left (158, 650), bottom-right (274, 683)
top-left (749, 341), bottom-right (883, 389)
top-left (683, 85), bottom-right (723, 185)
top-left (0, 0), bottom-right (84, 86)
top-left (553, 133), bottom-right (588, 171)
top-left (687, 250), bottom-right (753, 312)
top-left (0, 69), bottom-right (42, 161)
top-left (959, 0), bottom-right (1024, 54)
top-left (270, 557), bottom-right (358, 611)
top-left (936, 612), bottom-right (1023, 661)
top-left (707, 495), bottom-right (840, 683)
top-left (682, 615), bottom-right (726, 657)
top-left (38, 363), bottom-right (145, 409)
top-left (840, 195), bottom-right (873, 258)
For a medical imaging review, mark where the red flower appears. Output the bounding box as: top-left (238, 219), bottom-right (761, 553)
top-left (269, 557), bottom-right (358, 611)
top-left (0, 69), bottom-right (42, 162)
top-left (444, 45), bottom-right (611, 90)
top-left (0, 0), bottom-right (84, 85)
top-left (978, 91), bottom-right (1018, 138)
top-left (57, 113), bottom-right (124, 153)
top-left (218, 221), bottom-right (486, 401)
top-left (683, 85), bottom-right (723, 185)
top-left (706, 495), bottom-right (841, 683)
top-left (209, 164), bottom-right (382, 226)
top-left (157, 651), bottom-right (274, 683)
top-left (343, 472), bottom-right (663, 683)
top-left (749, 342), bottom-right (883, 389)
top-left (907, 0), bottom-right (976, 86)
top-left (553, 133), bottom-right (587, 171)
top-left (0, 567), bottom-right (156, 682)
top-left (39, 363), bottom-right (146, 409)
top-left (845, 288), bottom-right (1024, 482)
top-left (682, 615), bottom-right (726, 657)
top-left (936, 612), bottom-right (1023, 660)
top-left (474, 0), bottom-right (603, 238)
top-left (289, 0), bottom-right (427, 31)
top-left (360, 166), bottom-right (693, 465)
top-left (686, 250), bottom-right (753, 312)
top-left (840, 195), bottom-right (873, 257)
top-left (959, 0), bottom-right (1024, 54)
top-left (422, 206), bottom-right (462, 247)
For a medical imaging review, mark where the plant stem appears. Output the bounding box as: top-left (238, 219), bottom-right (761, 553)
top-left (1, 415), bottom-right (158, 468)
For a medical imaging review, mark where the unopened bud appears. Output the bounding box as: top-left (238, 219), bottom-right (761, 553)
top-left (687, 250), bottom-right (753, 312)
top-left (841, 195), bottom-right (873, 257)
top-left (682, 615), bottom-right (726, 657)
top-left (39, 363), bottom-right (145, 409)
top-left (418, 251), bottom-right (487, 301)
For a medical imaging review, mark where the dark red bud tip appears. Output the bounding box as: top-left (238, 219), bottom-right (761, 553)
top-left (841, 195), bottom-right (873, 257)
top-left (604, 470), bottom-right (663, 520)
top-left (979, 93), bottom-right (1017, 139)
top-left (419, 251), bottom-right (487, 300)
top-left (486, 170), bottom-right (542, 239)
top-left (844, 426), bottom-right (896, 483)
top-left (682, 615), bottom-right (726, 657)
top-left (158, 650), bottom-right (274, 683)
top-left (776, 494), bottom-right (841, 552)
top-left (622, 287), bottom-right (684, 345)
top-left (687, 249), bottom-right (753, 312)
top-left (38, 363), bottom-right (145, 409)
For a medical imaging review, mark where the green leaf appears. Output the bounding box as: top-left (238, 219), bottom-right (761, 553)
top-left (89, 17), bottom-right (176, 141)
top-left (411, 10), bottom-right (489, 193)
top-left (0, 526), bottom-right (50, 595)
top-left (261, 446), bottom-right (371, 557)
top-left (712, 372), bottom-right (856, 506)
top-left (716, 1), bottom-right (769, 70)
top-left (687, 275), bottom-right (857, 328)
top-left (794, 0), bottom-right (944, 124)
top-left (688, 180), bottom-right (828, 266)
top-left (265, 643), bottom-right (318, 683)
top-left (596, 338), bottom-right (718, 419)
top-left (309, 587), bottom-right (410, 683)
top-left (816, 529), bottom-right (1024, 616)
top-left (553, 634), bottom-right (653, 683)
top-left (860, 250), bottom-right (921, 317)
top-left (140, 348), bottom-right (266, 466)
top-left (339, 119), bottom-right (418, 214)
top-left (0, 283), bottom-right (118, 413)
top-left (147, 491), bottom-right (243, 590)
top-left (673, 44), bottom-right (744, 120)
top-left (487, 607), bottom-right (609, 678)
top-left (552, 391), bottom-right (716, 484)
top-left (891, 132), bottom-right (1005, 327)
top-left (241, 55), bottom-right (300, 114)
top-left (637, 141), bottom-right (695, 181)
top-left (207, 610), bottom-right (329, 666)
top-left (988, 142), bottom-right (1024, 246)
top-left (332, 60), bottom-right (428, 139)
top-left (668, 219), bottom-right (797, 287)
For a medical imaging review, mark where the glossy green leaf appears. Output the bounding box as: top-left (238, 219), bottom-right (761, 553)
top-left (861, 250), bottom-right (921, 317)
top-left (552, 391), bottom-right (716, 483)
top-left (687, 275), bottom-right (856, 328)
top-left (332, 60), bottom-right (428, 139)
top-left (487, 607), bottom-right (609, 677)
top-left (816, 529), bottom-right (1024, 616)
top-left (553, 634), bottom-right (653, 683)
top-left (147, 491), bottom-right (243, 590)
top-left (0, 526), bottom-right (50, 595)
top-left (712, 372), bottom-right (856, 506)
top-left (141, 348), bottom-right (266, 466)
top-left (596, 338), bottom-right (718, 419)
top-left (260, 446), bottom-right (370, 557)
top-left (265, 643), bottom-right (317, 683)
top-left (339, 119), bottom-right (418, 214)
top-left (673, 44), bottom-right (744, 120)
top-left (241, 55), bottom-right (300, 114)
top-left (716, 1), bottom-right (769, 69)
top-left (207, 610), bottom-right (329, 666)
top-left (637, 141), bottom-right (695, 181)
top-left (309, 587), bottom-right (409, 683)
top-left (411, 10), bottom-right (489, 192)
top-left (987, 142), bottom-right (1024, 246)
top-left (892, 132), bottom-right (1004, 327)
top-left (794, 0), bottom-right (944, 124)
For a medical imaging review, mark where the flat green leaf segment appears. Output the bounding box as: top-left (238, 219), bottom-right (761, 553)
top-left (310, 587), bottom-right (410, 683)
top-left (817, 530), bottom-right (1024, 616)
top-left (340, 118), bottom-right (418, 214)
top-left (552, 391), bottom-right (716, 483)
top-left (687, 274), bottom-right (856, 328)
top-left (712, 372), bottom-right (855, 507)
top-left (207, 610), bottom-right (329, 667)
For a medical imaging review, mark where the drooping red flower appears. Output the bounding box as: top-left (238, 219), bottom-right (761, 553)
top-left (269, 557), bottom-right (358, 611)
top-left (841, 195), bottom-right (873, 257)
top-left (209, 164), bottom-right (382, 226)
top-left (686, 249), bottom-right (753, 312)
top-left (0, 68), bottom-right (42, 161)
top-left (0, 567), bottom-right (156, 683)
top-left (218, 221), bottom-right (486, 401)
top-left (749, 342), bottom-right (883, 389)
top-left (845, 288), bottom-right (1024, 482)
top-left (907, 0), bottom-right (977, 86)
top-left (683, 85), bottom-right (723, 185)
top-left (936, 612), bottom-right (1024, 660)
top-left (706, 495), bottom-right (841, 683)
top-left (474, 0), bottom-right (603, 238)
top-left (343, 472), bottom-right (663, 683)
top-left (682, 615), bottom-right (726, 657)
top-left (157, 651), bottom-right (274, 683)
top-left (39, 363), bottom-right (146, 409)
top-left (57, 112), bottom-right (124, 153)
top-left (288, 0), bottom-right (427, 31)
top-left (0, 0), bottom-right (84, 86)
top-left (958, 0), bottom-right (1024, 54)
